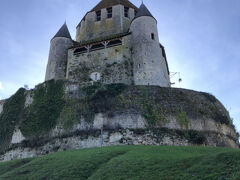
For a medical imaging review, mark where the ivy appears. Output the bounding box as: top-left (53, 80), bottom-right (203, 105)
top-left (20, 80), bottom-right (65, 137)
top-left (176, 109), bottom-right (189, 129)
top-left (82, 83), bottom-right (127, 100)
top-left (139, 102), bottom-right (167, 128)
top-left (59, 101), bottom-right (80, 130)
top-left (0, 88), bottom-right (26, 152)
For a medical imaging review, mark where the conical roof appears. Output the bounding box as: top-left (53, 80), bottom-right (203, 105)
top-left (135, 3), bottom-right (154, 19)
top-left (91, 0), bottom-right (138, 12)
top-left (53, 23), bottom-right (72, 39)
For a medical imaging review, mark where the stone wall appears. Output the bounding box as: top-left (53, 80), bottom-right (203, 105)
top-left (11, 129), bottom-right (25, 144)
top-left (67, 35), bottom-right (133, 85)
top-left (130, 16), bottom-right (170, 87)
top-left (76, 5), bottom-right (135, 42)
top-left (1, 128), bottom-right (237, 162)
top-left (0, 82), bottom-right (239, 162)
top-left (0, 100), bottom-right (4, 114)
top-left (45, 37), bottom-right (73, 81)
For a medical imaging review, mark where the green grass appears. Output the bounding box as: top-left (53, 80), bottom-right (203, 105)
top-left (0, 146), bottom-right (240, 180)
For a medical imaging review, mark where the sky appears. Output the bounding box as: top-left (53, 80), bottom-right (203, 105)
top-left (0, 0), bottom-right (239, 132)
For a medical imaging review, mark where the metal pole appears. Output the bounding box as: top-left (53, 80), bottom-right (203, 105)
top-left (100, 126), bottom-right (103, 147)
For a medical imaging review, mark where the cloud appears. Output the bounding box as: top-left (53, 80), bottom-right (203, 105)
top-left (0, 82), bottom-right (3, 90)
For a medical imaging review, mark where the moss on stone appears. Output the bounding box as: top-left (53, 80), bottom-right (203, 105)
top-left (58, 100), bottom-right (80, 130)
top-left (0, 81), bottom-right (235, 146)
top-left (20, 80), bottom-right (65, 137)
top-left (176, 109), bottom-right (189, 129)
top-left (0, 88), bottom-right (26, 152)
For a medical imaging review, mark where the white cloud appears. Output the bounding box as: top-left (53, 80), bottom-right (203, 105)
top-left (0, 82), bottom-right (3, 90)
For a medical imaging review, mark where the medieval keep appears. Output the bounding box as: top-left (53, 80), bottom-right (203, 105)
top-left (45, 0), bottom-right (171, 87)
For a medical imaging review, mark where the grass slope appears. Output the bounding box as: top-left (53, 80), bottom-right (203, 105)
top-left (0, 146), bottom-right (240, 180)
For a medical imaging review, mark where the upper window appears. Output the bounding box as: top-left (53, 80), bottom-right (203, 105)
top-left (124, 7), bottom-right (129, 17)
top-left (134, 10), bottom-right (137, 16)
top-left (107, 7), bottom-right (112, 18)
top-left (96, 11), bottom-right (101, 21)
top-left (151, 33), bottom-right (155, 40)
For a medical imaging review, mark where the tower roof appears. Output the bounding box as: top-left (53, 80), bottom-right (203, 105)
top-left (53, 23), bottom-right (72, 39)
top-left (91, 0), bottom-right (138, 12)
top-left (135, 3), bottom-right (154, 19)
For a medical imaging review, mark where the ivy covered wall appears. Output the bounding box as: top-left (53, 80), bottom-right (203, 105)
top-left (0, 80), bottom-right (238, 153)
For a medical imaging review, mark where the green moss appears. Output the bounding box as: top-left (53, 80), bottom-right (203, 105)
top-left (82, 84), bottom-right (127, 100)
top-left (76, 100), bottom-right (95, 123)
top-left (134, 86), bottom-right (168, 128)
top-left (20, 80), bottom-right (65, 137)
top-left (201, 92), bottom-right (217, 103)
top-left (176, 109), bottom-right (189, 129)
top-left (71, 64), bottom-right (90, 82)
top-left (0, 88), bottom-right (26, 152)
top-left (139, 102), bottom-right (167, 128)
top-left (59, 100), bottom-right (80, 130)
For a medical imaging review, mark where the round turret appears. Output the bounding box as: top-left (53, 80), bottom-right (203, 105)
top-left (130, 4), bottom-right (170, 87)
top-left (45, 23), bottom-right (73, 81)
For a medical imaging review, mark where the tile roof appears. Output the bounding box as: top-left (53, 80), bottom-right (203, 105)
top-left (135, 3), bottom-right (154, 19)
top-left (53, 23), bottom-right (72, 39)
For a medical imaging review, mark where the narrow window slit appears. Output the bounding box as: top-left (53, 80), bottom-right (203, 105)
top-left (107, 7), bottom-right (112, 18)
top-left (96, 11), bottom-right (101, 21)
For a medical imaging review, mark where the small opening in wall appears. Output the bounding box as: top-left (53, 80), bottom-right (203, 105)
top-left (134, 10), bottom-right (137, 16)
top-left (151, 33), bottom-right (155, 40)
top-left (74, 47), bottom-right (88, 55)
top-left (124, 7), bottom-right (129, 18)
top-left (96, 10), bottom-right (101, 21)
top-left (107, 7), bottom-right (112, 18)
top-left (107, 39), bottom-right (122, 47)
top-left (90, 43), bottom-right (105, 51)
top-left (138, 64), bottom-right (140, 68)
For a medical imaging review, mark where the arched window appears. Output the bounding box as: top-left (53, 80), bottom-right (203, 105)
top-left (74, 47), bottom-right (87, 55)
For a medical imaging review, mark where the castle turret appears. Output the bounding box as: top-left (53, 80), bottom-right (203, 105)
top-left (45, 23), bottom-right (73, 81)
top-left (130, 3), bottom-right (170, 87)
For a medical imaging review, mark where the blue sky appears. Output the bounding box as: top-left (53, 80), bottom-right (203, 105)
top-left (0, 0), bottom-right (239, 132)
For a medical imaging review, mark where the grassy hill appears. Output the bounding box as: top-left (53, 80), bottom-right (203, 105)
top-left (0, 146), bottom-right (240, 180)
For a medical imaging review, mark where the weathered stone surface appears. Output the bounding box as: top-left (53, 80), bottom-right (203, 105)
top-left (0, 82), bottom-right (239, 162)
top-left (1, 128), bottom-right (237, 162)
top-left (130, 16), bottom-right (170, 87)
top-left (45, 37), bottom-right (73, 81)
top-left (0, 100), bottom-right (4, 114)
top-left (76, 5), bottom-right (134, 42)
top-left (24, 91), bottom-right (33, 108)
top-left (67, 35), bottom-right (133, 85)
top-left (11, 129), bottom-right (25, 144)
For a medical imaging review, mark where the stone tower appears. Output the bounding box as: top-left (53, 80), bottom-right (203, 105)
top-left (76, 0), bottom-right (138, 42)
top-left (45, 23), bottom-right (73, 81)
top-left (130, 4), bottom-right (170, 87)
